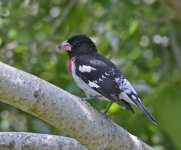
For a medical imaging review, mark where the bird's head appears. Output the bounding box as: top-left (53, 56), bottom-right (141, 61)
top-left (58, 35), bottom-right (97, 58)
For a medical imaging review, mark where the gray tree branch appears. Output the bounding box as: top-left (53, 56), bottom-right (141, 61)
top-left (0, 62), bottom-right (154, 150)
top-left (0, 132), bottom-right (87, 150)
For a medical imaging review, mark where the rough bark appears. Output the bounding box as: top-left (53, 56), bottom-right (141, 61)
top-left (0, 132), bottom-right (87, 150)
top-left (0, 62), bottom-right (154, 150)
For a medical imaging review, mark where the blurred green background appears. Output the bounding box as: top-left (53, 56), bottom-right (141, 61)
top-left (0, 0), bottom-right (181, 149)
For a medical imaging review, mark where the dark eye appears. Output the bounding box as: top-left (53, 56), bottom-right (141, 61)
top-left (73, 40), bottom-right (80, 46)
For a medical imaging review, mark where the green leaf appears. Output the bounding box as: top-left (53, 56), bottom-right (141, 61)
top-left (128, 20), bottom-right (138, 36)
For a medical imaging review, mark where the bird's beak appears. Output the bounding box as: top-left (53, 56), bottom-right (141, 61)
top-left (58, 40), bottom-right (72, 51)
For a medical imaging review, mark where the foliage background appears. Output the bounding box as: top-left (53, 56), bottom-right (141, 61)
top-left (0, 0), bottom-right (181, 149)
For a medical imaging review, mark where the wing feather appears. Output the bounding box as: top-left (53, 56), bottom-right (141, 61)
top-left (75, 54), bottom-right (121, 101)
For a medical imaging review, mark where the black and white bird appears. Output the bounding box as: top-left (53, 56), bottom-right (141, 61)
top-left (58, 35), bottom-right (158, 126)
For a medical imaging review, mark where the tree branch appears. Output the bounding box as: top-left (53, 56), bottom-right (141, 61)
top-left (0, 132), bottom-right (87, 150)
top-left (0, 62), bottom-right (154, 150)
top-left (166, 20), bottom-right (181, 69)
top-left (160, 0), bottom-right (181, 19)
top-left (51, 0), bottom-right (77, 34)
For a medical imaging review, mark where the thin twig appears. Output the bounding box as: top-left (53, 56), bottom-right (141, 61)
top-left (166, 19), bottom-right (181, 69)
top-left (51, 0), bottom-right (77, 34)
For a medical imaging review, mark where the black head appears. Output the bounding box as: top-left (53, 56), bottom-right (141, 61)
top-left (58, 35), bottom-right (97, 58)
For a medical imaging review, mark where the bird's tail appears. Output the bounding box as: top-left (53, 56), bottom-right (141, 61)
top-left (118, 99), bottom-right (135, 114)
top-left (132, 99), bottom-right (159, 126)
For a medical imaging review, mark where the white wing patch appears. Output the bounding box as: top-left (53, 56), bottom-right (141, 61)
top-left (105, 73), bottom-right (110, 76)
top-left (79, 65), bottom-right (96, 73)
top-left (102, 75), bottom-right (106, 79)
top-left (99, 78), bottom-right (103, 82)
top-left (88, 81), bottom-right (100, 88)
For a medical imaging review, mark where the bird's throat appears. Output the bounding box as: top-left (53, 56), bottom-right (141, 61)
top-left (67, 56), bottom-right (76, 75)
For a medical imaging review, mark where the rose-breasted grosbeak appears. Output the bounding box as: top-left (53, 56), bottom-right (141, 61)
top-left (58, 35), bottom-right (158, 126)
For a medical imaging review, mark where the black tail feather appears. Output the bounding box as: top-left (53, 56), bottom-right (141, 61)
top-left (119, 99), bottom-right (135, 114)
top-left (132, 99), bottom-right (159, 126)
top-left (139, 103), bottom-right (159, 126)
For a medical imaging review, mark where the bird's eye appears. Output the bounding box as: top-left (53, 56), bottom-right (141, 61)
top-left (73, 41), bottom-right (80, 46)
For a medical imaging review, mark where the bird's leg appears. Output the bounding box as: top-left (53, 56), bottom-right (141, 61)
top-left (81, 95), bottom-right (101, 101)
top-left (103, 101), bottom-right (113, 114)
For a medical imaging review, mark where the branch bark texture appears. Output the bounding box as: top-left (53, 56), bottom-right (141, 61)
top-left (0, 132), bottom-right (87, 150)
top-left (0, 62), bottom-right (154, 150)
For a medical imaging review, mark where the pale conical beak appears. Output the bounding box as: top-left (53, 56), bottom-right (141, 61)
top-left (58, 40), bottom-right (72, 51)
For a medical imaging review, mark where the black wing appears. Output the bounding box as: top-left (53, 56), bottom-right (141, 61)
top-left (75, 54), bottom-right (134, 113)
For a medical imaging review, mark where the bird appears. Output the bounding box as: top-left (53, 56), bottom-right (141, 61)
top-left (58, 34), bottom-right (159, 126)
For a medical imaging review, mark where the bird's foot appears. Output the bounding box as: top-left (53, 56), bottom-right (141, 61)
top-left (102, 101), bottom-right (114, 114)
